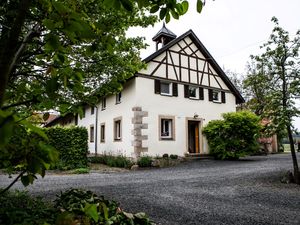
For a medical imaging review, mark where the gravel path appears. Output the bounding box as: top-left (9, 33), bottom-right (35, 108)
top-left (1, 153), bottom-right (300, 225)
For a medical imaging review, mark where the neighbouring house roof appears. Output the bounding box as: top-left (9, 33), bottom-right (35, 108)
top-left (143, 29), bottom-right (245, 104)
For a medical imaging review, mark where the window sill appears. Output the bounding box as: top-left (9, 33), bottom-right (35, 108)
top-left (189, 97), bottom-right (200, 100)
top-left (160, 93), bottom-right (173, 97)
top-left (101, 108), bottom-right (106, 111)
top-left (114, 139), bottom-right (122, 142)
top-left (160, 137), bottom-right (175, 141)
top-left (212, 100), bottom-right (222, 104)
top-left (115, 102), bottom-right (121, 105)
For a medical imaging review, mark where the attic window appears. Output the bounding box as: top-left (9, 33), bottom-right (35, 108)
top-left (116, 92), bottom-right (122, 104)
top-left (161, 82), bottom-right (172, 95)
top-left (154, 80), bottom-right (178, 97)
top-left (212, 91), bottom-right (220, 102)
top-left (184, 85), bottom-right (204, 100)
top-left (188, 86), bottom-right (198, 99)
top-left (209, 89), bottom-right (226, 103)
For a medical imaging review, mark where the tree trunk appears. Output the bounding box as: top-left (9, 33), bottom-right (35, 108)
top-left (0, 0), bottom-right (31, 107)
top-left (287, 125), bottom-right (300, 184)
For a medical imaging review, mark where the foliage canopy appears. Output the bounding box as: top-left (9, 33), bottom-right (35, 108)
top-left (203, 111), bottom-right (261, 160)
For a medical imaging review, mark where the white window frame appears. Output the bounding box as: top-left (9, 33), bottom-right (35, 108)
top-left (116, 92), bottom-right (122, 104)
top-left (212, 91), bottom-right (221, 102)
top-left (101, 98), bottom-right (106, 110)
top-left (114, 117), bottom-right (122, 141)
top-left (100, 123), bottom-right (105, 143)
top-left (188, 86), bottom-right (198, 99)
top-left (159, 116), bottom-right (175, 140)
top-left (160, 82), bottom-right (172, 96)
top-left (90, 125), bottom-right (94, 143)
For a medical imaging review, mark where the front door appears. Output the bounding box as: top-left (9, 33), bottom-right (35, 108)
top-left (188, 121), bottom-right (200, 154)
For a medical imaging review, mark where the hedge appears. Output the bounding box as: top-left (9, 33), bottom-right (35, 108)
top-left (46, 126), bottom-right (88, 169)
top-left (1, 126), bottom-right (88, 171)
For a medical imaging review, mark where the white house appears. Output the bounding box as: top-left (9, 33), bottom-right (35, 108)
top-left (47, 25), bottom-right (244, 158)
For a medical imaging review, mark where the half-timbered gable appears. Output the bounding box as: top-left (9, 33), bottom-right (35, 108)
top-left (138, 29), bottom-right (243, 104)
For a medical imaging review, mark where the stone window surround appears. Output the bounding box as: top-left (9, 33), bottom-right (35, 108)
top-left (89, 124), bottom-right (94, 143)
top-left (113, 116), bottom-right (122, 142)
top-left (100, 123), bottom-right (105, 143)
top-left (158, 115), bottom-right (175, 141)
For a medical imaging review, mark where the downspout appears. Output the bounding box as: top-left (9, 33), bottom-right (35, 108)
top-left (95, 106), bottom-right (98, 156)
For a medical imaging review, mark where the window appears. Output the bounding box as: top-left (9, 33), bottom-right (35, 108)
top-left (82, 107), bottom-right (86, 118)
top-left (209, 89), bottom-right (225, 103)
top-left (188, 86), bottom-right (198, 99)
top-left (159, 116), bottom-right (175, 140)
top-left (160, 82), bottom-right (172, 95)
top-left (154, 80), bottom-right (177, 96)
top-left (75, 115), bottom-right (78, 125)
top-left (91, 106), bottom-right (94, 115)
top-left (100, 123), bottom-right (105, 143)
top-left (90, 125), bottom-right (94, 143)
top-left (101, 98), bottom-right (106, 110)
top-left (184, 85), bottom-right (204, 100)
top-left (116, 92), bottom-right (122, 104)
top-left (114, 117), bottom-right (122, 141)
top-left (212, 91), bottom-right (220, 102)
top-left (161, 119), bottom-right (172, 138)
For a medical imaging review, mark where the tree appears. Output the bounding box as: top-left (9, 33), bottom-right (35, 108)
top-left (203, 111), bottom-right (261, 160)
top-left (244, 17), bottom-right (300, 184)
top-left (0, 0), bottom-right (205, 192)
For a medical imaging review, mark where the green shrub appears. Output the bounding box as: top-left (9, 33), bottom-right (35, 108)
top-left (106, 155), bottom-right (132, 168)
top-left (89, 154), bottom-right (133, 168)
top-left (72, 167), bottom-right (90, 174)
top-left (0, 189), bottom-right (154, 225)
top-left (137, 156), bottom-right (153, 167)
top-left (0, 190), bottom-right (56, 225)
top-left (170, 154), bottom-right (178, 159)
top-left (162, 153), bottom-right (169, 158)
top-left (203, 111), bottom-right (261, 160)
top-left (55, 188), bottom-right (154, 224)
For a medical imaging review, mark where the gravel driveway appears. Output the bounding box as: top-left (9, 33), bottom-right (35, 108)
top-left (1, 153), bottom-right (300, 225)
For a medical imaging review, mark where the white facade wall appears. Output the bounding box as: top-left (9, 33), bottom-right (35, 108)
top-left (135, 77), bottom-right (236, 157)
top-left (96, 79), bottom-right (136, 157)
top-left (77, 106), bottom-right (97, 153)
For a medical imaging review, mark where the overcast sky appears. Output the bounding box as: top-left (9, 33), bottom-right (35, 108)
top-left (128, 0), bottom-right (300, 130)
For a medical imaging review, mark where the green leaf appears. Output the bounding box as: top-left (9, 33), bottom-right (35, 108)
top-left (52, 1), bottom-right (69, 14)
top-left (84, 203), bottom-right (99, 222)
top-left (43, 112), bottom-right (50, 121)
top-left (197, 0), bottom-right (203, 13)
top-left (120, 0), bottom-right (133, 11)
top-left (0, 110), bottom-right (15, 147)
top-left (159, 8), bottom-right (167, 20)
top-left (165, 12), bottom-right (170, 23)
top-left (181, 1), bottom-right (189, 14)
top-left (20, 120), bottom-right (48, 140)
top-left (101, 202), bottom-right (109, 220)
top-left (171, 10), bottom-right (179, 19)
top-left (42, 19), bottom-right (55, 30)
top-left (150, 5), bottom-right (159, 13)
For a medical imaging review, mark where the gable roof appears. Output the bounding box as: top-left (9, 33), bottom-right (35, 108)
top-left (143, 29), bottom-right (245, 104)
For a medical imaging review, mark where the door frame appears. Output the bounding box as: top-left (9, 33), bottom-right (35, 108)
top-left (185, 117), bottom-right (203, 154)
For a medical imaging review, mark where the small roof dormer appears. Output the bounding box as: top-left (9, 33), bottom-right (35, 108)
top-left (152, 23), bottom-right (176, 51)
